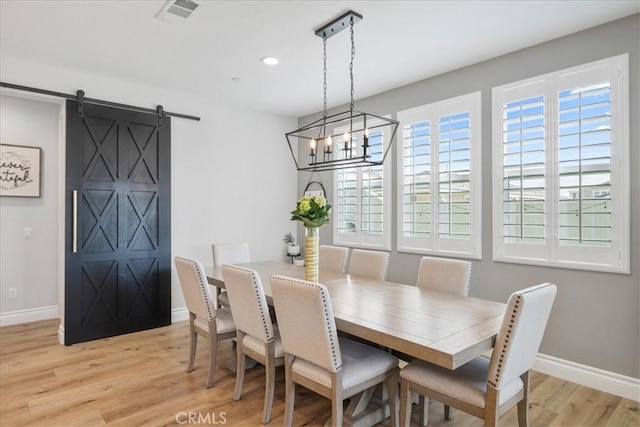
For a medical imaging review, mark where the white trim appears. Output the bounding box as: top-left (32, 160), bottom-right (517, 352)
top-left (58, 323), bottom-right (65, 345)
top-left (58, 101), bottom-right (67, 333)
top-left (0, 305), bottom-right (59, 327)
top-left (171, 307), bottom-right (190, 323)
top-left (534, 353), bottom-right (640, 402)
top-left (1, 305), bottom-right (188, 338)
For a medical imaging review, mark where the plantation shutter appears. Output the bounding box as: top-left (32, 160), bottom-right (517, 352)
top-left (557, 82), bottom-right (612, 248)
top-left (501, 95), bottom-right (546, 244)
top-left (493, 54), bottom-right (628, 273)
top-left (397, 92), bottom-right (481, 258)
top-left (334, 120), bottom-right (391, 249)
top-left (336, 167), bottom-right (357, 234)
top-left (438, 112), bottom-right (472, 240)
top-left (402, 120), bottom-right (431, 238)
top-left (361, 130), bottom-right (384, 236)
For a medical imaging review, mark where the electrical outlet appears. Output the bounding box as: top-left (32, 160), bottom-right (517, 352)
top-left (9, 288), bottom-right (17, 299)
top-left (24, 228), bottom-right (32, 239)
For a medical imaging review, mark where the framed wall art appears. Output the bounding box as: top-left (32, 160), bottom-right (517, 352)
top-left (0, 144), bottom-right (42, 198)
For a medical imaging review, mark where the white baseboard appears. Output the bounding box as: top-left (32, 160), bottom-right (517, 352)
top-left (171, 307), bottom-right (189, 323)
top-left (1, 305), bottom-right (189, 328)
top-left (534, 353), bottom-right (640, 402)
top-left (58, 324), bottom-right (65, 345)
top-left (0, 305), bottom-right (59, 327)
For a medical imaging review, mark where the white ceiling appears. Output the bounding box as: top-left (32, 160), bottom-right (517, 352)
top-left (1, 1), bottom-right (638, 117)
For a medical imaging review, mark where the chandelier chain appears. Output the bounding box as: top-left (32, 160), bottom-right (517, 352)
top-left (323, 34), bottom-right (328, 120)
top-left (349, 17), bottom-right (355, 112)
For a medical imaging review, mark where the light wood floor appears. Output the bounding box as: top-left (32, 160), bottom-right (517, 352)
top-left (0, 319), bottom-right (637, 426)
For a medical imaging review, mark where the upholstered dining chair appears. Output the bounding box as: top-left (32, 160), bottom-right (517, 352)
top-left (174, 256), bottom-right (236, 388)
top-left (347, 249), bottom-right (390, 281)
top-left (319, 245), bottom-right (349, 273)
top-left (399, 283), bottom-right (557, 427)
top-left (414, 255), bottom-right (473, 424)
top-left (212, 242), bottom-right (251, 308)
top-left (416, 256), bottom-right (472, 296)
top-left (271, 275), bottom-right (400, 427)
top-left (221, 265), bottom-right (284, 424)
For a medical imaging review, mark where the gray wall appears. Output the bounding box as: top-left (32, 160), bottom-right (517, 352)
top-left (298, 15), bottom-right (639, 378)
top-left (0, 96), bottom-right (61, 314)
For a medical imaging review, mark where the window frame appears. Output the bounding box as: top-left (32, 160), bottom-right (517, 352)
top-left (492, 54), bottom-right (630, 274)
top-left (396, 91), bottom-right (482, 260)
top-left (333, 119), bottom-right (392, 250)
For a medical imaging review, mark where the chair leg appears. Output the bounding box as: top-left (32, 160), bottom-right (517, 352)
top-left (418, 396), bottom-right (429, 426)
top-left (485, 385), bottom-right (499, 427)
top-left (331, 389), bottom-right (343, 427)
top-left (399, 378), bottom-right (412, 427)
top-left (262, 346), bottom-right (275, 424)
top-left (517, 371), bottom-right (530, 427)
top-left (205, 322), bottom-right (218, 388)
top-left (233, 332), bottom-right (246, 401)
top-left (283, 354), bottom-right (295, 427)
top-left (517, 399), bottom-right (529, 427)
top-left (187, 314), bottom-right (197, 372)
top-left (385, 369), bottom-right (399, 427)
top-left (444, 404), bottom-right (451, 420)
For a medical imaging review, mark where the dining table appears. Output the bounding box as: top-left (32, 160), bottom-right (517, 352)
top-left (205, 260), bottom-right (506, 426)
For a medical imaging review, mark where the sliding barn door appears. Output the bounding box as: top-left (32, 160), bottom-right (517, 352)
top-left (64, 100), bottom-right (171, 345)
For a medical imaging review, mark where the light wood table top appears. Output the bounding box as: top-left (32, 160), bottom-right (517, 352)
top-left (206, 260), bottom-right (505, 370)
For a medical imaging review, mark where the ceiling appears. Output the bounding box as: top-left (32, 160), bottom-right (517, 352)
top-left (1, 1), bottom-right (638, 117)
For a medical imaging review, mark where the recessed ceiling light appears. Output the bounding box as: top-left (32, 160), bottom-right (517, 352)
top-left (260, 56), bottom-right (279, 65)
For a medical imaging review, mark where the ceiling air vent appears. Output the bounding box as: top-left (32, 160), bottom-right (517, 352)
top-left (156, 0), bottom-right (199, 25)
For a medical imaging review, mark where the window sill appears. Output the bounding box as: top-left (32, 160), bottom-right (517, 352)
top-left (492, 254), bottom-right (630, 275)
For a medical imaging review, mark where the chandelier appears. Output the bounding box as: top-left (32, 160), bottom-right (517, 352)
top-left (286, 10), bottom-right (399, 172)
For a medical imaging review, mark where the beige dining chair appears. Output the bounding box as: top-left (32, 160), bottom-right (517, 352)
top-left (347, 249), bottom-right (390, 280)
top-left (221, 265), bottom-right (284, 424)
top-left (174, 256), bottom-right (236, 388)
top-left (271, 275), bottom-right (400, 427)
top-left (319, 245), bottom-right (349, 273)
top-left (416, 256), bottom-right (472, 296)
top-left (414, 255), bottom-right (472, 423)
top-left (399, 283), bottom-right (557, 427)
top-left (212, 242), bottom-right (251, 307)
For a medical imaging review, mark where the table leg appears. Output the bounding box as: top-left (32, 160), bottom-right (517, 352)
top-left (225, 339), bottom-right (257, 373)
top-left (323, 384), bottom-right (391, 427)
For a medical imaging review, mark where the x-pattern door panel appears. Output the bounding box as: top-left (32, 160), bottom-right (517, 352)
top-left (65, 101), bottom-right (171, 345)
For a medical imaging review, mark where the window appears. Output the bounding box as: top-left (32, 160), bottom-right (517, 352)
top-left (492, 54), bottom-right (629, 273)
top-left (334, 120), bottom-right (392, 249)
top-left (397, 92), bottom-right (482, 259)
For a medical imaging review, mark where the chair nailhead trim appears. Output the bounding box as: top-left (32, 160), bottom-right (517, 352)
top-left (488, 283), bottom-right (553, 387)
top-left (383, 255), bottom-right (390, 281)
top-left (193, 260), bottom-right (214, 320)
top-left (228, 265), bottom-right (273, 342)
top-left (252, 271), bottom-right (273, 342)
top-left (489, 294), bottom-right (521, 388)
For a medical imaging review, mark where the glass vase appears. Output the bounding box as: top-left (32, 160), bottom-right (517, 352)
top-left (304, 226), bottom-right (319, 282)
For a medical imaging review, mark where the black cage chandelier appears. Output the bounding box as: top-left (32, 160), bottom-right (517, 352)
top-left (286, 10), bottom-right (399, 172)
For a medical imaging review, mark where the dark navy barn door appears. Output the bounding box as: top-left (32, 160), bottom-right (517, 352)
top-left (64, 100), bottom-right (171, 345)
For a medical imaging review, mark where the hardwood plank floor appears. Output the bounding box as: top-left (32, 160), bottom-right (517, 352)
top-left (0, 319), bottom-right (637, 426)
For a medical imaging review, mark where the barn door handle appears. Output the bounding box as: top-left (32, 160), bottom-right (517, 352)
top-left (72, 190), bottom-right (78, 253)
